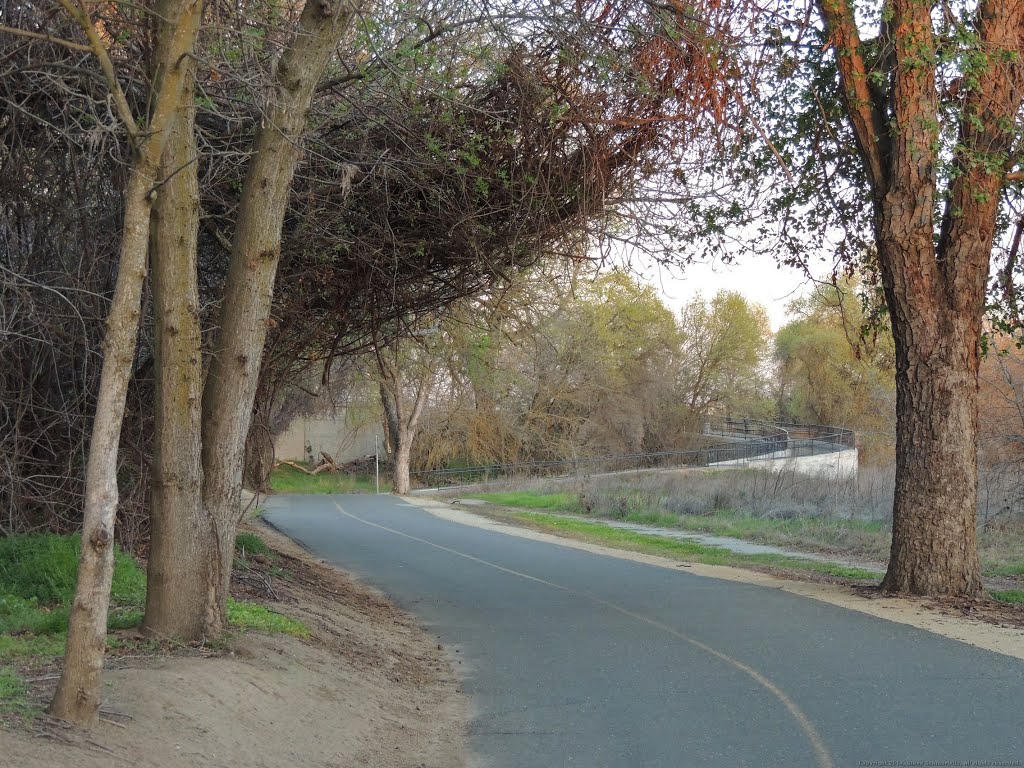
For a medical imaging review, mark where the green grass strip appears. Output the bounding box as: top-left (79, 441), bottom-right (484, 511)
top-left (0, 533), bottom-right (145, 607)
top-left (990, 590), bottom-right (1024, 605)
top-left (513, 511), bottom-right (883, 581)
top-left (1, 532), bottom-right (309, 671)
top-left (227, 599), bottom-right (309, 637)
top-left (235, 532), bottom-right (272, 557)
top-left (270, 465), bottom-right (386, 495)
top-left (987, 562), bottom-right (1024, 577)
top-left (469, 491), bottom-right (578, 511)
top-left (0, 666), bottom-right (34, 719)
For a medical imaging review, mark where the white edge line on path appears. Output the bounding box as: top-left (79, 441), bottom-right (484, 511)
top-left (332, 498), bottom-right (835, 768)
top-left (406, 498), bottom-right (1024, 664)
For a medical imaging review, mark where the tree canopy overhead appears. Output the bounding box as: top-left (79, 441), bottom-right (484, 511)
top-left (257, 0), bottom-right (755, 392)
top-left (0, 0), bottom-right (748, 535)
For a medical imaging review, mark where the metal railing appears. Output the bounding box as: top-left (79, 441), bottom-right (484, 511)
top-left (703, 417), bottom-right (856, 449)
top-left (703, 416), bottom-right (787, 442)
top-left (704, 417), bottom-right (856, 460)
top-left (410, 419), bottom-right (856, 490)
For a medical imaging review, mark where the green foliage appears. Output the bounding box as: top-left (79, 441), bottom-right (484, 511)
top-left (0, 531), bottom-right (310, 670)
top-left (270, 465), bottom-right (386, 494)
top-left (579, 271), bottom-right (682, 371)
top-left (990, 590), bottom-right (1024, 604)
top-left (0, 533), bottom-right (145, 606)
top-left (542, 272), bottom-right (682, 453)
top-left (0, 666), bottom-right (33, 718)
top-left (226, 599), bottom-right (309, 638)
top-left (0, 534), bottom-right (146, 662)
top-left (107, 609), bottom-right (144, 631)
top-left (0, 632), bottom-right (66, 661)
top-left (0, 594), bottom-right (70, 637)
top-left (677, 290), bottom-right (774, 423)
top-left (235, 532), bottom-right (271, 558)
top-left (775, 278), bottom-right (896, 462)
top-left (410, 268), bottom-right (693, 470)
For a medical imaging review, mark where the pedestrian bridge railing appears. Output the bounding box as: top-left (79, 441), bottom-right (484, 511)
top-left (411, 419), bottom-right (856, 489)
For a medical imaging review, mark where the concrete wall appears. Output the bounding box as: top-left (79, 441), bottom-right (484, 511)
top-left (711, 447), bottom-right (859, 479)
top-left (275, 411), bottom-right (384, 464)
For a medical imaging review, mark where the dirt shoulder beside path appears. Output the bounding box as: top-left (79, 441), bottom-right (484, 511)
top-left (409, 497), bottom-right (1024, 662)
top-left (0, 520), bottom-right (466, 768)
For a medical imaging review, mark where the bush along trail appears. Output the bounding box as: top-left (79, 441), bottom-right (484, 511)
top-left (0, 522), bottom-right (465, 768)
top-left (0, 531), bottom-right (305, 723)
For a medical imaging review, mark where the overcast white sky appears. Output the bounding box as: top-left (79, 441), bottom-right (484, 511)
top-left (631, 254), bottom-right (815, 331)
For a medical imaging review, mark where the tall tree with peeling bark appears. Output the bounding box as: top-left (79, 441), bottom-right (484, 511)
top-left (679, 0), bottom-right (1024, 595)
top-left (813, 0), bottom-right (1023, 595)
top-left (40, 0), bottom-right (204, 725)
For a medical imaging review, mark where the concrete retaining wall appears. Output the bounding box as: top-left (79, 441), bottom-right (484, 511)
top-left (710, 447), bottom-right (859, 479)
top-left (275, 412), bottom-right (383, 464)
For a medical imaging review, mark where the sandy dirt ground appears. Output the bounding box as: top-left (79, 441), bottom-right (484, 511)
top-left (412, 497), bottom-right (1024, 662)
top-left (0, 521), bottom-right (466, 768)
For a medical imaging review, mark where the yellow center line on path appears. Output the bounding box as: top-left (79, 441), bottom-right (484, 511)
top-left (332, 499), bottom-right (835, 768)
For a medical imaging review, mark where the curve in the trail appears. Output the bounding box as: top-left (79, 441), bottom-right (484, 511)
top-left (263, 493), bottom-right (1024, 768)
top-left (332, 501), bottom-right (834, 768)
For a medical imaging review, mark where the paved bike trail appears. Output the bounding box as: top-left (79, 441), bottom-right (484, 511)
top-left (263, 493), bottom-right (1024, 768)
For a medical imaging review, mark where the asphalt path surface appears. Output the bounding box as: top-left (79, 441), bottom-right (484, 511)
top-left (263, 493), bottom-right (1024, 768)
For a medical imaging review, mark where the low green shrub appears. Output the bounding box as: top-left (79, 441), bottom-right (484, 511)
top-left (0, 534), bottom-right (147, 657)
top-left (235, 532), bottom-right (271, 558)
top-left (0, 533), bottom-right (145, 607)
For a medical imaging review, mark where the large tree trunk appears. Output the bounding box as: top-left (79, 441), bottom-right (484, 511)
top-left (817, 0), bottom-right (1024, 596)
top-left (49, 0), bottom-right (203, 724)
top-left (379, 378), bottom-right (412, 492)
top-left (142, 18), bottom-right (208, 640)
top-left (882, 308), bottom-right (983, 594)
top-left (392, 432), bottom-right (413, 495)
top-left (199, 0), bottom-right (362, 637)
top-left (243, 414), bottom-right (276, 494)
